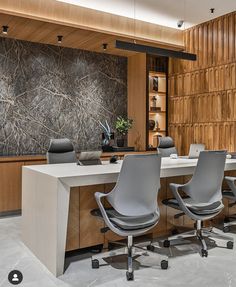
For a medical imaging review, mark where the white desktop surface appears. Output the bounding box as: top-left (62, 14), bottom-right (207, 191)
top-left (22, 157), bottom-right (236, 277)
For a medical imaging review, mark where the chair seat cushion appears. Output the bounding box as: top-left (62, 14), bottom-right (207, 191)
top-left (163, 197), bottom-right (223, 215)
top-left (91, 208), bottom-right (159, 230)
top-left (222, 190), bottom-right (236, 200)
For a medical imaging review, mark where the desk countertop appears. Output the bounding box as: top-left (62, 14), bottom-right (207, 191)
top-left (23, 157), bottom-right (236, 183)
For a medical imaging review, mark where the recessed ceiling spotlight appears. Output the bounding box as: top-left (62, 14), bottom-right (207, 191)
top-left (102, 43), bottom-right (108, 51)
top-left (210, 8), bottom-right (215, 14)
top-left (57, 35), bottom-right (63, 44)
top-left (2, 25), bottom-right (8, 35)
top-left (177, 20), bottom-right (184, 28)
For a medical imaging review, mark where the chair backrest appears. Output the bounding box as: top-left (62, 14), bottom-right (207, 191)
top-left (183, 150), bottom-right (226, 203)
top-left (46, 138), bottom-right (77, 164)
top-left (157, 136), bottom-right (177, 157)
top-left (107, 154), bottom-right (161, 216)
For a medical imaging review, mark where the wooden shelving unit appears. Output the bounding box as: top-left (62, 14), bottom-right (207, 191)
top-left (147, 55), bottom-right (168, 150)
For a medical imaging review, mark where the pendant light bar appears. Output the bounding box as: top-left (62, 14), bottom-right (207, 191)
top-left (115, 40), bottom-right (197, 61)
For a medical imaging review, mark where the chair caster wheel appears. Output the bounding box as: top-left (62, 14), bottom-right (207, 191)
top-left (126, 271), bottom-right (134, 281)
top-left (161, 260), bottom-right (168, 270)
top-left (163, 240), bottom-right (170, 248)
top-left (92, 259), bottom-right (99, 269)
top-left (201, 249), bottom-right (208, 257)
top-left (147, 244), bottom-right (155, 252)
top-left (227, 241), bottom-right (234, 249)
top-left (171, 229), bottom-right (178, 235)
top-left (223, 226), bottom-right (230, 233)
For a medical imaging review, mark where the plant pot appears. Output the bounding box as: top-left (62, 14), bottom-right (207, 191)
top-left (117, 137), bottom-right (125, 147)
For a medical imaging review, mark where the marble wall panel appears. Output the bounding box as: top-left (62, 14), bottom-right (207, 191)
top-left (0, 37), bottom-right (127, 155)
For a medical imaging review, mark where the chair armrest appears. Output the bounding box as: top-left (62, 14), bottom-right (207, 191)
top-left (94, 192), bottom-right (120, 233)
top-left (225, 177), bottom-right (236, 197)
top-left (169, 183), bottom-right (197, 220)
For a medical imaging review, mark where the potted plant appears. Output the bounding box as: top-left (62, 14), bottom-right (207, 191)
top-left (115, 116), bottom-right (133, 147)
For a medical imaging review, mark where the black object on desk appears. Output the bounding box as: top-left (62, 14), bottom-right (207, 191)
top-left (110, 155), bottom-right (118, 164)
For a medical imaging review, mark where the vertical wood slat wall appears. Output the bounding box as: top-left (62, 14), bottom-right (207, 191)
top-left (168, 12), bottom-right (236, 155)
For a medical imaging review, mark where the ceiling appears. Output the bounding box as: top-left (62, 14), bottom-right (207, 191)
top-left (0, 13), bottom-right (182, 57)
top-left (57, 0), bottom-right (236, 29)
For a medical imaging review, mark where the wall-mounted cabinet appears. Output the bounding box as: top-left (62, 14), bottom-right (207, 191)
top-left (128, 53), bottom-right (168, 151)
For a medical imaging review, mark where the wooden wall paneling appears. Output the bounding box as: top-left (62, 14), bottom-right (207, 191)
top-left (195, 71), bottom-right (200, 94)
top-left (198, 25), bottom-right (203, 69)
top-left (229, 122), bottom-right (235, 152)
top-left (212, 18), bottom-right (218, 66)
top-left (183, 73), bottom-right (191, 96)
top-left (199, 70), bottom-right (205, 93)
top-left (219, 65), bottom-right (225, 91)
top-left (225, 64), bottom-right (231, 90)
top-left (233, 89), bottom-right (236, 121)
top-left (79, 185), bottom-right (105, 248)
top-left (213, 66), bottom-right (219, 92)
top-left (207, 21), bottom-right (213, 67)
top-left (177, 75), bottom-right (183, 96)
top-left (203, 24), bottom-right (208, 69)
top-left (66, 187), bottom-right (80, 251)
top-left (0, 162), bottom-right (24, 212)
top-left (230, 63), bottom-right (236, 89)
top-left (179, 97), bottom-right (184, 124)
top-left (221, 91), bottom-right (228, 121)
top-left (128, 53), bottom-right (146, 151)
top-left (223, 15), bottom-right (229, 64)
top-left (204, 69), bottom-right (209, 93)
top-left (217, 18), bottom-right (224, 65)
top-left (229, 13), bottom-right (235, 62)
top-left (212, 123), bottom-right (219, 150)
top-left (190, 72), bottom-right (195, 95)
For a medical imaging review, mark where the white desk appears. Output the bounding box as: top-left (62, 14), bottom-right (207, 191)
top-left (22, 158), bottom-right (236, 276)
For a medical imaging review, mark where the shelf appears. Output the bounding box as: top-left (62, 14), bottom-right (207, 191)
top-left (149, 92), bottom-right (166, 96)
top-left (149, 71), bottom-right (166, 77)
top-left (149, 111), bottom-right (166, 114)
top-left (149, 130), bottom-right (166, 133)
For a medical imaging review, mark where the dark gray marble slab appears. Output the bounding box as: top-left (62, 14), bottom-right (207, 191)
top-left (0, 37), bottom-right (127, 155)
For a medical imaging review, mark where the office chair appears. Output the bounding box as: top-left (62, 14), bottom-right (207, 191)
top-left (160, 151), bottom-right (233, 257)
top-left (91, 154), bottom-right (168, 281)
top-left (157, 136), bottom-right (178, 157)
top-left (222, 177), bottom-right (236, 232)
top-left (46, 138), bottom-right (77, 164)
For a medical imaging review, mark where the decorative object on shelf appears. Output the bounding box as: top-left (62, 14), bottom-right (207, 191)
top-left (151, 95), bottom-right (157, 107)
top-left (99, 120), bottom-right (114, 152)
top-left (148, 120), bottom-right (155, 131)
top-left (156, 120), bottom-right (159, 131)
top-left (152, 76), bottom-right (159, 92)
top-left (115, 116), bottom-right (133, 147)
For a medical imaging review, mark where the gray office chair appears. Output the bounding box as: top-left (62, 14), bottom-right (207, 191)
top-left (160, 151), bottom-right (233, 257)
top-left (91, 154), bottom-right (168, 281)
top-left (222, 177), bottom-right (236, 232)
top-left (157, 136), bottom-right (177, 157)
top-left (46, 138), bottom-right (77, 164)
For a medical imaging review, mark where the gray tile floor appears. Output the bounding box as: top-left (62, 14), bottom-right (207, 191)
top-left (0, 216), bottom-right (236, 287)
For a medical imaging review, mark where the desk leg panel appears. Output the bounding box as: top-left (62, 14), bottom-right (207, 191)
top-left (22, 168), bottom-right (70, 277)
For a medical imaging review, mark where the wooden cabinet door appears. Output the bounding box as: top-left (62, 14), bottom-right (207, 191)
top-left (79, 185), bottom-right (105, 248)
top-left (0, 162), bottom-right (24, 212)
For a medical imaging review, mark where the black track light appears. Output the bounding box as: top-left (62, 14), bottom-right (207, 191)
top-left (2, 25), bottom-right (8, 35)
top-left (210, 8), bottom-right (215, 14)
top-left (57, 35), bottom-right (63, 44)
